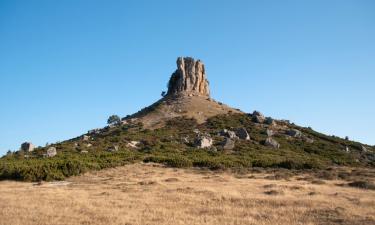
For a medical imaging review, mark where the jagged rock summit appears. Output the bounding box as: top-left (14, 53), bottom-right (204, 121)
top-left (129, 57), bottom-right (242, 128)
top-left (167, 57), bottom-right (210, 97)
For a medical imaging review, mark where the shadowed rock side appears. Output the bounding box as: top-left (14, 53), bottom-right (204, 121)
top-left (130, 57), bottom-right (241, 128)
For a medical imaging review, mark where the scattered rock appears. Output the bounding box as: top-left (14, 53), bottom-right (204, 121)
top-left (86, 143), bottom-right (93, 148)
top-left (194, 136), bottom-right (213, 149)
top-left (107, 145), bottom-right (119, 152)
top-left (21, 142), bottom-right (35, 152)
top-left (264, 137), bottom-right (280, 149)
top-left (80, 150), bottom-right (88, 154)
top-left (235, 128), bottom-right (250, 140)
top-left (252, 111), bottom-right (265, 123)
top-left (287, 129), bottom-right (302, 138)
top-left (126, 141), bottom-right (140, 149)
top-left (221, 138), bottom-right (235, 150)
top-left (46, 147), bottom-right (57, 157)
top-left (219, 129), bottom-right (238, 139)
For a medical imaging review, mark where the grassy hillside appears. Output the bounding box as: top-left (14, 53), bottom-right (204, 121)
top-left (1, 113), bottom-right (374, 181)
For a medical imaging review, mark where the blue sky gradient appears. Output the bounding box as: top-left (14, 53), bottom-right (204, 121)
top-left (0, 0), bottom-right (374, 155)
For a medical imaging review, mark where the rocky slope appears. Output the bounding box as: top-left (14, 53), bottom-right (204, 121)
top-left (1, 57), bottom-right (374, 181)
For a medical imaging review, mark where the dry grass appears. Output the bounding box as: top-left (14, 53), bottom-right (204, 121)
top-left (0, 163), bottom-right (374, 225)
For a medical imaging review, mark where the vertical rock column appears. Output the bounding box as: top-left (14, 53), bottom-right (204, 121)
top-left (167, 57), bottom-right (210, 97)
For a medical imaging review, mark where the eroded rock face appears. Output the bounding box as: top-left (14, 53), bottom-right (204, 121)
top-left (167, 57), bottom-right (210, 97)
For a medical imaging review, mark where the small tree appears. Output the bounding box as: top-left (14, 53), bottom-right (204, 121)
top-left (107, 115), bottom-right (121, 125)
top-left (161, 91), bottom-right (166, 97)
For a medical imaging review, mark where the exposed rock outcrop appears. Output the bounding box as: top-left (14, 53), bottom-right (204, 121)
top-left (167, 57), bottom-right (210, 97)
top-left (252, 111), bottom-right (265, 123)
top-left (46, 147), bottom-right (57, 157)
top-left (21, 142), bottom-right (35, 152)
top-left (235, 128), bottom-right (250, 140)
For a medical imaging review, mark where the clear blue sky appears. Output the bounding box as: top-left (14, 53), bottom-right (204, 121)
top-left (1, 0), bottom-right (374, 155)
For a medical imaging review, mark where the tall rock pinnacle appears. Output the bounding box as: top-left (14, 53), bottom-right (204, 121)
top-left (167, 57), bottom-right (210, 97)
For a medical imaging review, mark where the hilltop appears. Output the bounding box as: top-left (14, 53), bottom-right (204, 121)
top-left (0, 57), bottom-right (374, 181)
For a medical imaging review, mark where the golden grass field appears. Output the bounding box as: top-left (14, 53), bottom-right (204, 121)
top-left (0, 163), bottom-right (374, 225)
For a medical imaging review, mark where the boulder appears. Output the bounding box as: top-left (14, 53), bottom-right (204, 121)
top-left (287, 129), bottom-right (302, 138)
top-left (235, 128), bottom-right (250, 140)
top-left (46, 147), bottom-right (57, 157)
top-left (252, 111), bottom-right (265, 123)
top-left (221, 138), bottom-right (235, 150)
top-left (80, 150), bottom-right (88, 154)
top-left (107, 145), bottom-right (119, 152)
top-left (86, 143), bottom-right (93, 148)
top-left (194, 136), bottom-right (213, 149)
top-left (21, 142), bottom-right (35, 152)
top-left (219, 129), bottom-right (238, 139)
top-left (264, 138), bottom-right (280, 149)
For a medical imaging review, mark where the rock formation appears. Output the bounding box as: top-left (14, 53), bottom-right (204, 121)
top-left (21, 142), bottom-right (35, 152)
top-left (167, 57), bottom-right (210, 97)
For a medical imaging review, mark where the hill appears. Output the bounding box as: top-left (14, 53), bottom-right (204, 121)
top-left (0, 57), bottom-right (374, 181)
